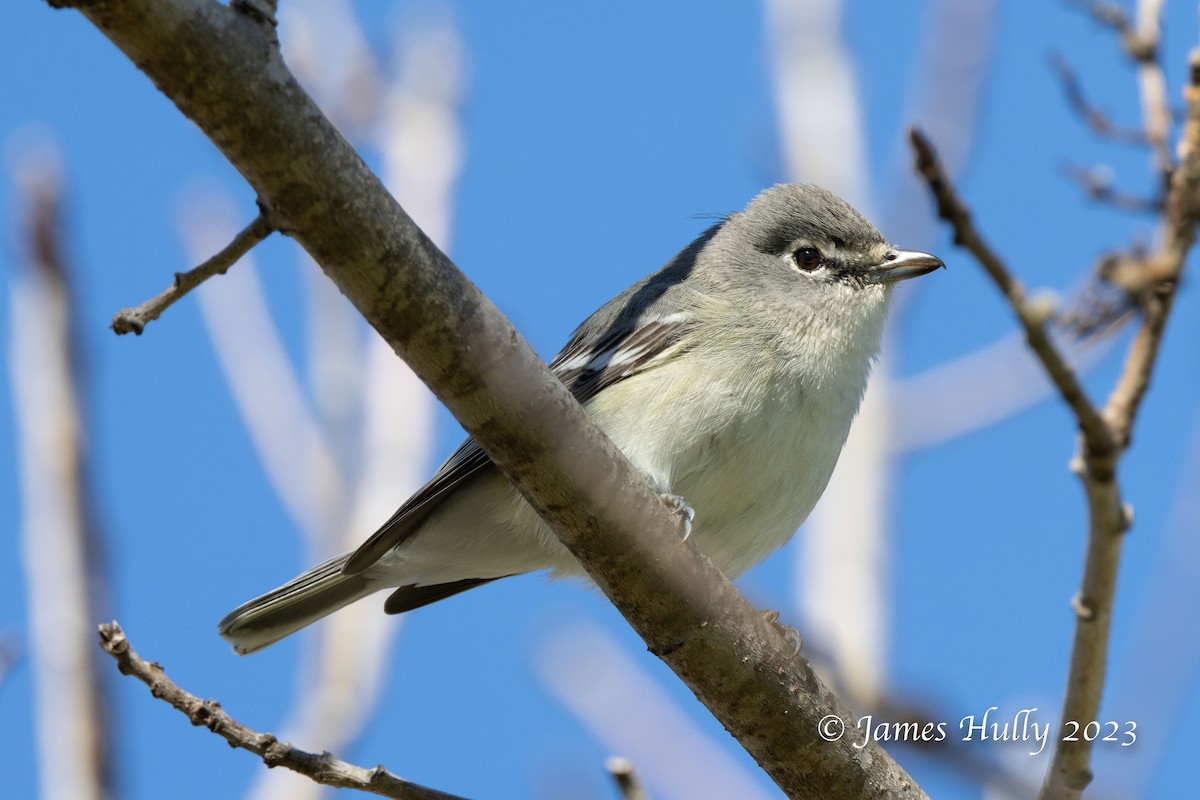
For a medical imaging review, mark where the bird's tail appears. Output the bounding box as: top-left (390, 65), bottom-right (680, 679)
top-left (218, 554), bottom-right (376, 655)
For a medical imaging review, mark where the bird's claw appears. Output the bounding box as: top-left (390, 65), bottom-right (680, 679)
top-left (659, 493), bottom-right (695, 540)
top-left (761, 609), bottom-right (803, 656)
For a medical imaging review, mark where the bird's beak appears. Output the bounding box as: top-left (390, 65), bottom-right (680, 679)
top-left (866, 249), bottom-right (945, 284)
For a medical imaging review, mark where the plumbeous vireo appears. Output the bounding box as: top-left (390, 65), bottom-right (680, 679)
top-left (220, 182), bottom-right (944, 654)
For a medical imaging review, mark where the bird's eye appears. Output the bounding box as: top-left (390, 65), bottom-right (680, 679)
top-left (792, 247), bottom-right (823, 272)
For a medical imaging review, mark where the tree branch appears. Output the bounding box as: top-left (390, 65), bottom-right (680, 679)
top-left (1039, 45), bottom-right (1200, 800)
top-left (1130, 0), bottom-right (1173, 181)
top-left (912, 32), bottom-right (1200, 797)
top-left (52, 1), bottom-right (924, 797)
top-left (908, 127), bottom-right (1115, 457)
top-left (1105, 48), bottom-right (1200, 447)
top-left (12, 145), bottom-right (115, 800)
top-left (1071, 0), bottom-right (1174, 178)
top-left (1062, 162), bottom-right (1162, 214)
top-left (1050, 53), bottom-right (1150, 146)
top-left (606, 757), bottom-right (650, 800)
top-left (111, 210), bottom-right (273, 335)
top-left (96, 622), bottom-right (466, 800)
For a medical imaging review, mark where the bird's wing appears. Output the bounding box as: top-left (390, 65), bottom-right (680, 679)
top-left (341, 311), bottom-right (693, 576)
top-left (549, 311), bottom-right (692, 405)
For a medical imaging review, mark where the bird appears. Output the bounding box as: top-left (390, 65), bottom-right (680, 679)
top-left (219, 183), bottom-right (943, 654)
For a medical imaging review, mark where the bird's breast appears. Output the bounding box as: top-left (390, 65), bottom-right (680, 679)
top-left (600, 343), bottom-right (874, 578)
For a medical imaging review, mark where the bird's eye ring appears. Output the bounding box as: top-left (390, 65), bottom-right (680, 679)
top-left (792, 247), bottom-right (823, 272)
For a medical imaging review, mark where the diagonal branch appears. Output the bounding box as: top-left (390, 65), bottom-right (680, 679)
top-left (111, 210), bottom-right (273, 335)
top-left (96, 622), bottom-right (468, 800)
top-left (1050, 52), bottom-right (1150, 146)
top-left (908, 127), bottom-right (1115, 457)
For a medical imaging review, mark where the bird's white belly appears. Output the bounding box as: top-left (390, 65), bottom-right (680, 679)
top-left (600, 359), bottom-right (864, 579)
top-left (670, 390), bottom-right (854, 577)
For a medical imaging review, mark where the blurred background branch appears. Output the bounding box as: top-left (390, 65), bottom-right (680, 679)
top-left (10, 141), bottom-right (115, 800)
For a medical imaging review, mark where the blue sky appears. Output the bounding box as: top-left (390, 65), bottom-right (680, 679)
top-left (4, 2), bottom-right (1200, 799)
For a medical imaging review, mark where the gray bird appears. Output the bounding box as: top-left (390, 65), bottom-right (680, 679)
top-left (220, 183), bottom-right (943, 654)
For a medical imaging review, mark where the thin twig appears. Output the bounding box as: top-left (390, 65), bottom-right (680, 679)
top-left (1050, 53), bottom-right (1149, 146)
top-left (606, 757), bottom-right (650, 800)
top-left (96, 622), bottom-right (470, 800)
top-left (1062, 162), bottom-right (1163, 213)
top-left (1069, 0), bottom-right (1131, 35)
top-left (1131, 0), bottom-right (1173, 181)
top-left (111, 211), bottom-right (273, 335)
top-left (1104, 49), bottom-right (1200, 448)
top-left (908, 127), bottom-right (1115, 457)
top-left (1071, 0), bottom-right (1174, 179)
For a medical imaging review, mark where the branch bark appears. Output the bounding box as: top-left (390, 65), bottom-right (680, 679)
top-left (96, 622), bottom-right (465, 800)
top-left (52, 1), bottom-right (924, 797)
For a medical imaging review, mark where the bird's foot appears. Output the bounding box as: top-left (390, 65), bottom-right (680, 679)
top-left (659, 493), bottom-right (695, 540)
top-left (761, 609), bottom-right (803, 656)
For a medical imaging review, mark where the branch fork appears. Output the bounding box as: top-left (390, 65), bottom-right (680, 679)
top-left (911, 37), bottom-right (1199, 793)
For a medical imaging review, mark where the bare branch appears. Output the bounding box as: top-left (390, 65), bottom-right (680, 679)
top-left (111, 211), bottom-right (273, 335)
top-left (1070, 0), bottom-right (1174, 177)
top-left (1131, 0), bottom-right (1173, 180)
top-left (96, 622), bottom-right (469, 800)
top-left (606, 757), bottom-right (650, 800)
top-left (911, 93), bottom-right (1200, 792)
top-left (908, 127), bottom-right (1116, 457)
top-left (12, 146), bottom-right (115, 800)
top-left (1050, 53), bottom-right (1150, 146)
top-left (1062, 162), bottom-right (1163, 213)
top-left (1040, 56), bottom-right (1200, 797)
top-left (1069, 0), bottom-right (1132, 35)
top-left (1104, 52), bottom-right (1200, 447)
